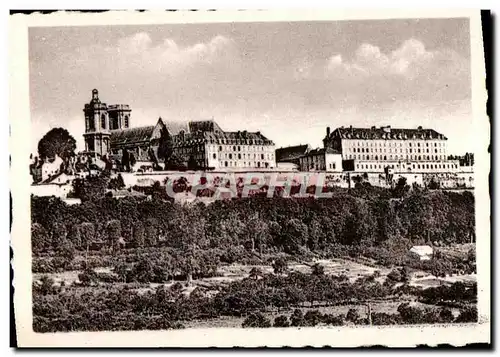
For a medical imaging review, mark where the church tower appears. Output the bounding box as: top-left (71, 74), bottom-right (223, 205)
top-left (83, 89), bottom-right (111, 157)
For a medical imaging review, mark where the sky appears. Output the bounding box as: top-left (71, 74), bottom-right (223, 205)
top-left (29, 18), bottom-right (473, 155)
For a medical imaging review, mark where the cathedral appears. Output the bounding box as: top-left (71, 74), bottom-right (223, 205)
top-left (83, 89), bottom-right (276, 171)
top-left (82, 89), bottom-right (187, 166)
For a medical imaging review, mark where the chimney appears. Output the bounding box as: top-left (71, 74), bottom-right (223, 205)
top-left (326, 127), bottom-right (331, 136)
top-left (371, 126), bottom-right (376, 130)
top-left (418, 126), bottom-right (423, 131)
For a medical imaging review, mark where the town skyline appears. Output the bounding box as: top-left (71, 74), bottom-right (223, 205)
top-left (30, 18), bottom-right (472, 155)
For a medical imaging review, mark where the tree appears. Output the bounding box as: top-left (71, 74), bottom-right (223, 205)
top-left (67, 224), bottom-right (82, 248)
top-left (72, 173), bottom-right (110, 202)
top-left (121, 149), bottom-right (130, 172)
top-left (273, 315), bottom-right (290, 327)
top-left (187, 155), bottom-right (197, 170)
top-left (113, 262), bottom-right (129, 283)
top-left (242, 312), bottom-right (271, 328)
top-left (290, 309), bottom-right (306, 327)
top-left (272, 257), bottom-right (288, 275)
top-left (455, 306), bottom-right (478, 323)
top-left (165, 155), bottom-right (187, 171)
top-left (246, 213), bottom-right (269, 254)
top-left (31, 223), bottom-right (50, 254)
top-left (157, 127), bottom-right (174, 163)
top-left (132, 221), bottom-right (145, 248)
top-left (439, 308), bottom-right (454, 323)
top-left (79, 222), bottom-right (95, 250)
top-left (393, 177), bottom-right (410, 198)
top-left (311, 263), bottom-right (325, 276)
top-left (345, 308), bottom-right (360, 323)
top-left (37, 128), bottom-right (76, 162)
top-left (106, 220), bottom-right (122, 248)
top-left (282, 219), bottom-right (308, 253)
top-left (129, 153), bottom-right (137, 170)
top-left (108, 174), bottom-right (125, 190)
top-left (51, 222), bottom-right (68, 251)
top-left (249, 267), bottom-right (263, 280)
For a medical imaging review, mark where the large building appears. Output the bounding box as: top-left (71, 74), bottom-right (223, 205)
top-left (323, 125), bottom-right (460, 173)
top-left (173, 120), bottom-right (276, 170)
top-left (82, 89), bottom-right (276, 171)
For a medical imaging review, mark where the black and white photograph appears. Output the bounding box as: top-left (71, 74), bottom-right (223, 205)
top-left (10, 9), bottom-right (490, 347)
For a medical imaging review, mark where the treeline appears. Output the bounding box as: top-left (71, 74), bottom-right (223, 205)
top-left (32, 187), bottom-right (474, 270)
top-left (243, 304), bottom-right (478, 328)
top-left (32, 270), bottom-right (478, 333)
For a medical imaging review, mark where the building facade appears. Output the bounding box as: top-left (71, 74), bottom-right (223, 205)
top-left (173, 120), bottom-right (276, 170)
top-left (82, 90), bottom-right (275, 171)
top-left (323, 125), bottom-right (459, 173)
top-left (298, 148), bottom-right (342, 172)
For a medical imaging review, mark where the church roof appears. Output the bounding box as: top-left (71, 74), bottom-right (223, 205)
top-left (110, 126), bottom-right (156, 147)
top-left (188, 120), bottom-right (223, 133)
top-left (110, 119), bottom-right (189, 148)
top-left (275, 144), bottom-right (310, 163)
top-left (165, 120), bottom-right (190, 135)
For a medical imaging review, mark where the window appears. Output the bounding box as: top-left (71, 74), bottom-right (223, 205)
top-left (213, 153), bottom-right (216, 159)
top-left (124, 115), bottom-right (129, 128)
top-left (261, 154), bottom-right (264, 160)
top-left (238, 146), bottom-right (241, 151)
top-left (229, 153), bottom-right (232, 159)
top-left (219, 146), bottom-right (222, 151)
top-left (100, 114), bottom-right (106, 129)
top-left (225, 161), bottom-right (228, 167)
top-left (233, 146), bottom-right (236, 151)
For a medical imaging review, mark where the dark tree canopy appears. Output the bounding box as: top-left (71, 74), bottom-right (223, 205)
top-left (157, 127), bottom-right (174, 163)
top-left (37, 128), bottom-right (77, 161)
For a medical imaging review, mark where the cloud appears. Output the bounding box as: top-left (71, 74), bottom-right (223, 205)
top-left (307, 38), bottom-right (470, 107)
top-left (325, 38), bottom-right (465, 80)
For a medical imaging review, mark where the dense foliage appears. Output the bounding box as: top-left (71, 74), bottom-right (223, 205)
top-left (32, 187), bottom-right (475, 277)
top-left (32, 271), bottom-right (477, 332)
top-left (37, 128), bottom-right (77, 161)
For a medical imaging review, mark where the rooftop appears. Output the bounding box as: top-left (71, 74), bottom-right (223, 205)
top-left (275, 144), bottom-right (311, 162)
top-left (329, 126), bottom-right (447, 141)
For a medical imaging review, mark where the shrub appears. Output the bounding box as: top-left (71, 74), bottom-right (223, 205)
top-left (455, 306), bottom-right (478, 323)
top-left (242, 313), bottom-right (271, 328)
top-left (273, 315), bottom-right (290, 327)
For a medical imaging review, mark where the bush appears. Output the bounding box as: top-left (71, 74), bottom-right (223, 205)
top-left (455, 306), bottom-right (478, 323)
top-left (273, 315), bottom-right (290, 327)
top-left (242, 313), bottom-right (271, 328)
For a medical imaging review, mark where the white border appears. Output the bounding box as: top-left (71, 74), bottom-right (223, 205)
top-left (9, 9), bottom-right (490, 348)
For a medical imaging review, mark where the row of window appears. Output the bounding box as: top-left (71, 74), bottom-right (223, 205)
top-left (209, 138), bottom-right (271, 146)
top-left (214, 153), bottom-right (273, 160)
top-left (85, 114), bottom-right (129, 131)
top-left (343, 140), bottom-right (445, 148)
top-left (215, 145), bottom-right (273, 152)
top-left (346, 154), bottom-right (447, 161)
top-left (356, 163), bottom-right (458, 171)
top-left (220, 161), bottom-right (271, 168)
top-left (349, 147), bottom-right (443, 154)
top-left (176, 146), bottom-right (204, 154)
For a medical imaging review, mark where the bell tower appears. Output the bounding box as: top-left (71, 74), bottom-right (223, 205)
top-left (82, 89), bottom-right (111, 157)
